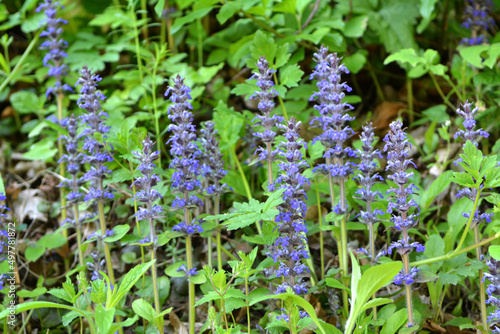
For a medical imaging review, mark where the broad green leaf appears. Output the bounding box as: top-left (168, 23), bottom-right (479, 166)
top-left (490, 245), bottom-right (500, 261)
top-left (132, 298), bottom-right (156, 323)
top-left (170, 7), bottom-right (212, 34)
top-left (48, 288), bottom-right (73, 303)
top-left (460, 45), bottom-right (489, 69)
top-left (95, 304), bottom-right (114, 334)
top-left (10, 90), bottom-right (40, 114)
top-left (420, 171), bottom-right (453, 210)
top-left (104, 225), bottom-right (130, 243)
top-left (381, 308), bottom-right (408, 334)
top-left (279, 64), bottom-right (304, 88)
top-left (216, 1), bottom-right (242, 24)
top-left (343, 14), bottom-right (368, 38)
top-left (384, 48), bottom-right (422, 67)
top-left (17, 287), bottom-right (47, 298)
top-left (110, 260), bottom-right (155, 308)
top-left (25, 245), bottom-right (45, 262)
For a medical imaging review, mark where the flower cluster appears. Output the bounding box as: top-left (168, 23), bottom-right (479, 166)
top-left (76, 65), bottom-right (114, 202)
top-left (461, 0), bottom-right (495, 45)
top-left (454, 103), bottom-right (493, 227)
top-left (250, 56), bottom-right (283, 164)
top-left (165, 75), bottom-right (203, 234)
top-left (87, 250), bottom-right (106, 281)
top-left (454, 101), bottom-right (489, 145)
top-left (310, 45), bottom-right (356, 202)
top-left (384, 121), bottom-right (424, 284)
top-left (267, 118), bottom-right (310, 295)
top-left (200, 121), bottom-right (230, 196)
top-left (132, 136), bottom-right (164, 244)
top-left (58, 116), bottom-right (85, 224)
top-left (37, 0), bottom-right (72, 97)
top-left (485, 257), bottom-right (500, 331)
top-left (355, 123), bottom-right (384, 260)
top-left (0, 193), bottom-right (11, 290)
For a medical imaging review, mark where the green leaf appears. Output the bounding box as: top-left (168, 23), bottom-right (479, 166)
top-left (274, 0), bottom-right (296, 13)
top-left (17, 287), bottom-right (47, 298)
top-left (170, 7), bottom-right (212, 34)
top-left (325, 278), bottom-right (350, 291)
top-left (10, 90), bottom-right (41, 114)
top-left (48, 288), bottom-right (73, 303)
top-left (420, 171), bottom-right (453, 210)
top-left (213, 102), bottom-right (245, 151)
top-left (381, 308), bottom-right (408, 334)
top-left (346, 254), bottom-right (402, 334)
top-left (384, 48), bottom-right (422, 67)
top-left (165, 261), bottom-right (187, 278)
top-left (132, 298), bottom-right (157, 323)
top-left (110, 260), bottom-right (155, 308)
top-left (279, 64), bottom-right (304, 88)
top-left (216, 1), bottom-right (242, 24)
top-left (460, 45), bottom-right (489, 69)
top-left (25, 245), bottom-right (45, 262)
top-left (38, 232), bottom-right (67, 249)
top-left (343, 51), bottom-right (367, 74)
top-left (343, 14), bottom-right (368, 38)
top-left (104, 225), bottom-right (130, 243)
top-left (95, 304), bottom-right (114, 334)
top-left (22, 138), bottom-right (58, 161)
top-left (490, 245), bottom-right (500, 260)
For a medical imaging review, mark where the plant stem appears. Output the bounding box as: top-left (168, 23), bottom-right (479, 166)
top-left (456, 189), bottom-right (481, 252)
top-left (230, 146), bottom-right (262, 234)
top-left (148, 202), bottom-right (163, 333)
top-left (266, 142), bottom-right (273, 188)
top-left (74, 203), bottom-right (84, 268)
top-left (184, 203), bottom-right (195, 334)
top-left (57, 92), bottom-right (67, 241)
top-left (407, 78), bottom-right (414, 123)
top-left (215, 195), bottom-right (222, 271)
top-left (197, 18), bottom-right (203, 67)
top-left (140, 0), bottom-right (148, 41)
top-left (0, 32), bottom-right (40, 92)
top-left (475, 226), bottom-right (488, 333)
top-left (339, 170), bottom-right (349, 313)
top-left (314, 178), bottom-right (325, 280)
top-left (402, 227), bottom-right (414, 328)
top-left (129, 161), bottom-right (146, 281)
top-left (245, 277), bottom-right (251, 334)
top-left (429, 72), bottom-right (455, 110)
top-left (98, 201), bottom-right (115, 284)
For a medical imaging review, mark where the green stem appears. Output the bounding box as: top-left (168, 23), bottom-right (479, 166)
top-left (456, 189), bottom-right (481, 252)
top-left (429, 72), bottom-right (455, 110)
top-left (0, 33), bottom-right (40, 92)
top-left (230, 146), bottom-right (262, 234)
top-left (475, 226), bottom-right (488, 333)
top-left (212, 237), bottom-right (238, 261)
top-left (339, 174), bottom-right (349, 313)
top-left (272, 72), bottom-right (289, 121)
top-left (197, 18), bottom-right (203, 67)
top-left (314, 178), bottom-right (325, 280)
top-left (184, 204), bottom-right (195, 334)
top-left (98, 201), bottom-right (115, 284)
top-left (407, 77), bottom-right (414, 123)
top-left (215, 195), bottom-right (222, 271)
top-left (148, 204), bottom-right (163, 333)
top-left (402, 230), bottom-right (414, 328)
top-left (57, 92), bottom-right (67, 239)
top-left (245, 277), bottom-right (251, 334)
top-left (140, 0), bottom-right (148, 41)
top-left (74, 203), bottom-right (84, 268)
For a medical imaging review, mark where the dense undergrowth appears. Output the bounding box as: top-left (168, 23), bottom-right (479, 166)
top-left (2, 0), bottom-right (500, 333)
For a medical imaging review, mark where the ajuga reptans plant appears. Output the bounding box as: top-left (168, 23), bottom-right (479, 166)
top-left (384, 120), bottom-right (424, 327)
top-left (461, 0), bottom-right (495, 45)
top-left (77, 65), bottom-right (116, 284)
top-left (309, 45), bottom-right (355, 308)
top-left (165, 75), bottom-right (203, 333)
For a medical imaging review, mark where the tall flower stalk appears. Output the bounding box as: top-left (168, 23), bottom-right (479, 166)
top-left (165, 75), bottom-right (203, 334)
top-left (58, 116), bottom-right (85, 267)
top-left (267, 118), bottom-right (310, 332)
top-left (250, 56), bottom-right (283, 189)
top-left (384, 121), bottom-right (424, 328)
top-left (77, 65), bottom-right (116, 285)
top-left (355, 123), bottom-right (384, 264)
top-left (310, 45), bottom-right (355, 309)
top-left (200, 121), bottom-right (230, 271)
top-left (37, 0), bottom-right (72, 235)
top-left (132, 136), bottom-right (164, 333)
top-left (454, 100), bottom-right (491, 331)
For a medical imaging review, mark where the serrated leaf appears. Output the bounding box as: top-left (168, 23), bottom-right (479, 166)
top-left (279, 64), bottom-right (304, 88)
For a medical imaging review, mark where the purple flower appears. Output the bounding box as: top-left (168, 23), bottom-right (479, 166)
top-left (454, 101), bottom-right (489, 145)
top-left (37, 0), bottom-right (72, 97)
top-left (266, 118), bottom-right (310, 295)
top-left (165, 75), bottom-right (203, 235)
top-left (87, 251), bottom-right (106, 281)
top-left (461, 0), bottom-right (495, 45)
top-left (199, 121), bottom-right (231, 196)
top-left (177, 264), bottom-right (198, 277)
top-left (310, 45), bottom-right (356, 180)
top-left (384, 121), bottom-right (423, 284)
top-left (77, 66), bottom-right (114, 203)
top-left (250, 56), bottom-right (283, 164)
top-left (485, 257), bottom-right (500, 327)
